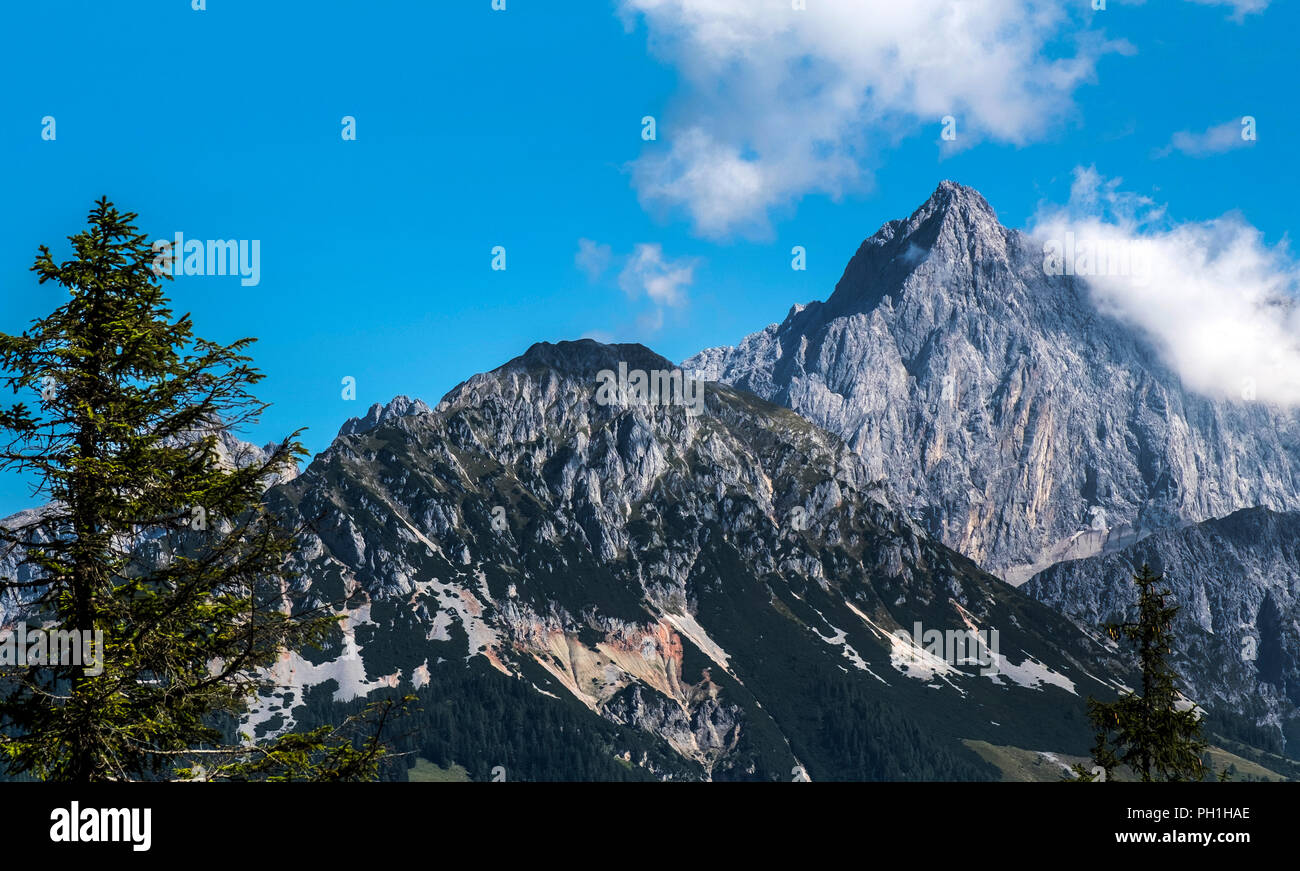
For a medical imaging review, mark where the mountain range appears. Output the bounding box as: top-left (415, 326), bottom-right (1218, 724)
top-left (250, 340), bottom-right (1143, 780)
top-left (6, 182), bottom-right (1297, 780)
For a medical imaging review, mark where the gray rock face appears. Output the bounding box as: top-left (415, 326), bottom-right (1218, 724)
top-left (265, 339), bottom-right (1128, 779)
top-left (603, 683), bottom-right (742, 767)
top-left (686, 181), bottom-right (1300, 583)
top-left (1025, 507), bottom-right (1300, 754)
top-left (213, 430), bottom-right (301, 486)
top-left (338, 395), bottom-right (434, 438)
top-left (0, 429), bottom-right (297, 626)
top-left (0, 507), bottom-right (56, 626)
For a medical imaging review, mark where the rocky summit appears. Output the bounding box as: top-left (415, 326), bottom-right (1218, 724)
top-left (686, 181), bottom-right (1300, 585)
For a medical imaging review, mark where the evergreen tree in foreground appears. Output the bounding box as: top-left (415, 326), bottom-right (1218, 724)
top-left (1071, 564), bottom-right (1216, 782)
top-left (0, 198), bottom-right (402, 781)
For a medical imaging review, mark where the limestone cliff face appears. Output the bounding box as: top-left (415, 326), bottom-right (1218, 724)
top-left (686, 182), bottom-right (1300, 584)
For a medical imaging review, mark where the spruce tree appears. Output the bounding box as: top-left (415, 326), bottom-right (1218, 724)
top-left (1071, 564), bottom-right (1213, 782)
top-left (0, 198), bottom-right (398, 781)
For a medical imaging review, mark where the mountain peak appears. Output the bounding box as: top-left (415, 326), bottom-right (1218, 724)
top-left (822, 181), bottom-right (1005, 316)
top-left (906, 180), bottom-right (1000, 234)
top-left (338, 394), bottom-right (433, 438)
top-left (930, 179), bottom-right (992, 206)
top-left (505, 339), bottom-right (676, 378)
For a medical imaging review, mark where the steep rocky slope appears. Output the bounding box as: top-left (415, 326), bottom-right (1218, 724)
top-left (1025, 507), bottom-right (1300, 755)
top-left (686, 182), bottom-right (1300, 584)
top-left (258, 340), bottom-right (1131, 780)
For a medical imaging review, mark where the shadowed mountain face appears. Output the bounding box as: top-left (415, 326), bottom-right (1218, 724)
top-left (1026, 507), bottom-right (1300, 756)
top-left (258, 340), bottom-right (1129, 781)
top-left (686, 182), bottom-right (1300, 585)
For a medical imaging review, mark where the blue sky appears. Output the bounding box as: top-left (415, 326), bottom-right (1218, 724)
top-left (0, 0), bottom-right (1294, 514)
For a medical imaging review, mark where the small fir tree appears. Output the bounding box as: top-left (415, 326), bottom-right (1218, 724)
top-left (1071, 564), bottom-right (1215, 782)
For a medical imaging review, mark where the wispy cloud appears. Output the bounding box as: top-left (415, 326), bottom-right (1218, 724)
top-left (1156, 118), bottom-right (1255, 158)
top-left (1183, 0), bottom-right (1270, 21)
top-left (618, 243), bottom-right (697, 309)
top-left (1120, 0), bottom-right (1270, 21)
top-left (620, 0), bottom-right (1128, 238)
top-left (1030, 167), bottom-right (1300, 407)
top-left (576, 240), bottom-right (699, 334)
top-left (575, 238), bottom-right (613, 282)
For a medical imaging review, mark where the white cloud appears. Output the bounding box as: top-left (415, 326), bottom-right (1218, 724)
top-left (1030, 167), bottom-right (1300, 407)
top-left (575, 238), bottom-right (613, 282)
top-left (1183, 0), bottom-right (1270, 21)
top-left (577, 240), bottom-right (699, 334)
top-left (1064, 165), bottom-right (1159, 215)
top-left (621, 0), bottom-right (1126, 237)
top-left (1158, 118), bottom-right (1255, 158)
top-left (618, 243), bottom-right (697, 308)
